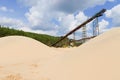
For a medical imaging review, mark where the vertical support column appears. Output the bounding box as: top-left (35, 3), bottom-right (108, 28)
top-left (96, 17), bottom-right (99, 35)
top-left (73, 32), bottom-right (76, 46)
top-left (73, 32), bottom-right (75, 40)
top-left (82, 25), bottom-right (87, 43)
top-left (82, 25), bottom-right (87, 38)
top-left (93, 17), bottom-right (99, 36)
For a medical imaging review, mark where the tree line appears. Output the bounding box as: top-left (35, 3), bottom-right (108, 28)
top-left (0, 25), bottom-right (61, 47)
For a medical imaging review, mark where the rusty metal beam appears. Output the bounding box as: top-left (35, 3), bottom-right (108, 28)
top-left (51, 9), bottom-right (106, 46)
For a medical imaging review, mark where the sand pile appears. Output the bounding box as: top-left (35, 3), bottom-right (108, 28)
top-left (40, 27), bottom-right (120, 80)
top-left (0, 36), bottom-right (60, 64)
top-left (0, 36), bottom-right (63, 80)
top-left (0, 27), bottom-right (120, 80)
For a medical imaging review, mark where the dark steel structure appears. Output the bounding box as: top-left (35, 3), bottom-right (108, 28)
top-left (93, 17), bottom-right (99, 36)
top-left (52, 9), bottom-right (106, 46)
top-left (82, 25), bottom-right (87, 39)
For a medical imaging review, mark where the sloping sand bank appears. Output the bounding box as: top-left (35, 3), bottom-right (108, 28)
top-left (0, 36), bottom-right (61, 65)
top-left (40, 28), bottom-right (120, 80)
top-left (0, 28), bottom-right (120, 80)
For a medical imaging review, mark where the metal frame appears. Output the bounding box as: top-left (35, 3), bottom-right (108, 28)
top-left (51, 9), bottom-right (106, 47)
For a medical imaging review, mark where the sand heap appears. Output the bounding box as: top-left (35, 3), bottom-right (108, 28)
top-left (40, 27), bottom-right (120, 80)
top-left (0, 36), bottom-right (62, 80)
top-left (0, 28), bottom-right (120, 80)
top-left (0, 36), bottom-right (60, 64)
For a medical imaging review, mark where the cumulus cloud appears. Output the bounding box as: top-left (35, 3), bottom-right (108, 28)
top-left (19, 0), bottom-right (111, 13)
top-left (0, 6), bottom-right (14, 12)
top-left (0, 17), bottom-right (25, 29)
top-left (105, 4), bottom-right (120, 27)
top-left (0, 6), bottom-right (7, 12)
top-left (17, 0), bottom-right (112, 36)
top-left (19, 26), bottom-right (58, 36)
top-left (59, 11), bottom-right (88, 33)
top-left (99, 19), bottom-right (109, 33)
top-left (53, 0), bottom-right (110, 13)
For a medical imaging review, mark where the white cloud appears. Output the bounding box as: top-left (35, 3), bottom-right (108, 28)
top-left (0, 16), bottom-right (58, 36)
top-left (53, 0), bottom-right (109, 13)
top-left (25, 4), bottom-right (89, 36)
top-left (0, 17), bottom-right (25, 29)
top-left (0, 6), bottom-right (7, 12)
top-left (19, 0), bottom-right (112, 13)
top-left (0, 6), bottom-right (14, 12)
top-left (99, 19), bottom-right (109, 33)
top-left (105, 4), bottom-right (120, 27)
top-left (19, 26), bottom-right (58, 36)
top-left (60, 11), bottom-right (88, 32)
top-left (108, 0), bottom-right (114, 2)
top-left (17, 0), bottom-right (111, 36)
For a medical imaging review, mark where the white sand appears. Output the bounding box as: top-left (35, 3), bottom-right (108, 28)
top-left (0, 28), bottom-right (120, 80)
top-left (0, 36), bottom-right (61, 65)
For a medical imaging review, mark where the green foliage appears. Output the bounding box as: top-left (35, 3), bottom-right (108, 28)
top-left (0, 25), bottom-right (60, 46)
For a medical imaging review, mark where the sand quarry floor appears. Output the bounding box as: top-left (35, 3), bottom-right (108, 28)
top-left (0, 28), bottom-right (120, 80)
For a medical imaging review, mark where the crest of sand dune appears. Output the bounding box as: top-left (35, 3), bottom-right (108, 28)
top-left (0, 36), bottom-right (63, 79)
top-left (0, 27), bottom-right (120, 80)
top-left (0, 36), bottom-right (60, 65)
top-left (40, 27), bottom-right (120, 80)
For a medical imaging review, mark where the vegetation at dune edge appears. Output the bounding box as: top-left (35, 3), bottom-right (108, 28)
top-left (0, 25), bottom-right (61, 47)
top-left (0, 25), bottom-right (83, 47)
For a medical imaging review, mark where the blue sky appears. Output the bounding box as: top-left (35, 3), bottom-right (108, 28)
top-left (0, 0), bottom-right (120, 39)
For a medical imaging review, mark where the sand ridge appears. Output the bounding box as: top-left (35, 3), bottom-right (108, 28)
top-left (0, 28), bottom-right (120, 80)
top-left (0, 36), bottom-right (62, 65)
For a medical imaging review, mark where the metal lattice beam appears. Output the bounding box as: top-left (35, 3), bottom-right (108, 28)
top-left (51, 9), bottom-right (106, 47)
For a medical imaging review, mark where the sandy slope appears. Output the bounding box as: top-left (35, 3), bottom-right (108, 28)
top-left (0, 36), bottom-right (63, 80)
top-left (0, 28), bottom-right (120, 80)
top-left (40, 27), bottom-right (120, 80)
top-left (0, 36), bottom-right (61, 64)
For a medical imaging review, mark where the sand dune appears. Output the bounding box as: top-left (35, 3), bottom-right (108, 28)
top-left (0, 36), bottom-right (62, 79)
top-left (0, 28), bottom-right (120, 80)
top-left (40, 27), bottom-right (120, 80)
top-left (0, 36), bottom-right (60, 65)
